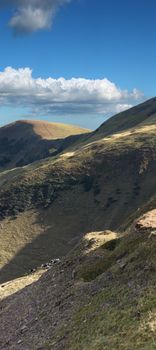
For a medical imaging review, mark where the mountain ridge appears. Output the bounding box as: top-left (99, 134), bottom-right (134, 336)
top-left (1, 98), bottom-right (156, 282)
top-left (0, 98), bottom-right (156, 349)
top-left (95, 97), bottom-right (156, 136)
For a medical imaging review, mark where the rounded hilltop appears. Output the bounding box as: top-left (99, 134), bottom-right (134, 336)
top-left (0, 119), bottom-right (90, 169)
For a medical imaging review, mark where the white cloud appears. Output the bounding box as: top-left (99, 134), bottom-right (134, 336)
top-left (0, 67), bottom-right (143, 118)
top-left (0, 0), bottom-right (71, 34)
top-left (9, 6), bottom-right (52, 33)
top-left (114, 104), bottom-right (133, 114)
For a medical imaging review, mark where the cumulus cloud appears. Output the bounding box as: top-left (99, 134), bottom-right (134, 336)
top-left (0, 0), bottom-right (71, 34)
top-left (0, 67), bottom-right (143, 118)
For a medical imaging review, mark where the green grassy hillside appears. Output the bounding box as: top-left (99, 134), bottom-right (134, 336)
top-left (0, 211), bottom-right (156, 350)
top-left (94, 96), bottom-right (156, 137)
top-left (1, 98), bottom-right (156, 282)
top-left (0, 98), bottom-right (156, 349)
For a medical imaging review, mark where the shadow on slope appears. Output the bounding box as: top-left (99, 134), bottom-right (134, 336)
top-left (0, 221), bottom-right (156, 350)
top-left (0, 192), bottom-right (95, 283)
top-left (0, 120), bottom-right (90, 170)
top-left (94, 97), bottom-right (156, 137)
top-left (1, 160), bottom-right (156, 285)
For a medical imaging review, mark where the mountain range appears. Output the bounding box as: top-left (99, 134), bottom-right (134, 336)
top-left (0, 98), bottom-right (156, 350)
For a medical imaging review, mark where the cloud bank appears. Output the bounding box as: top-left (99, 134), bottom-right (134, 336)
top-left (0, 67), bottom-right (143, 118)
top-left (0, 0), bottom-right (71, 34)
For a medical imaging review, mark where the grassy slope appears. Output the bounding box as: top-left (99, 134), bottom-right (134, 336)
top-left (1, 104), bottom-right (156, 221)
top-left (94, 96), bottom-right (156, 136)
top-left (0, 99), bottom-right (156, 348)
top-left (1, 99), bottom-right (156, 282)
top-left (0, 212), bottom-right (156, 350)
top-left (67, 231), bottom-right (156, 350)
top-left (0, 119), bottom-right (90, 169)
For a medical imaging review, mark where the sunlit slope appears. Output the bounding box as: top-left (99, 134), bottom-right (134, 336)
top-left (94, 96), bottom-right (156, 137)
top-left (0, 211), bottom-right (156, 350)
top-left (1, 98), bottom-right (156, 282)
top-left (0, 119), bottom-right (89, 169)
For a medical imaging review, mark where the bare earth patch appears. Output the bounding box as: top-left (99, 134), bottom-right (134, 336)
top-left (136, 209), bottom-right (156, 232)
top-left (0, 269), bottom-right (44, 300)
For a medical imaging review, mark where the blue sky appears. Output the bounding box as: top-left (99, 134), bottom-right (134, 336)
top-left (0, 0), bottom-right (155, 129)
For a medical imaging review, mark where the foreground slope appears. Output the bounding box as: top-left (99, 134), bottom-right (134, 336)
top-left (0, 119), bottom-right (89, 169)
top-left (0, 211), bottom-right (156, 350)
top-left (1, 98), bottom-right (156, 283)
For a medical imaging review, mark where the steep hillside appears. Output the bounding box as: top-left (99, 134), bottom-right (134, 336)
top-left (0, 211), bottom-right (156, 350)
top-left (0, 119), bottom-right (89, 169)
top-left (1, 98), bottom-right (156, 284)
top-left (94, 96), bottom-right (156, 137)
